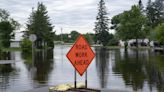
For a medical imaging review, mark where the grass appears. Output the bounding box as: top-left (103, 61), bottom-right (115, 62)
top-left (106, 46), bottom-right (151, 50)
top-left (2, 47), bottom-right (22, 51)
top-left (106, 46), bottom-right (122, 49)
top-left (1, 46), bottom-right (151, 52)
top-left (128, 46), bottom-right (151, 50)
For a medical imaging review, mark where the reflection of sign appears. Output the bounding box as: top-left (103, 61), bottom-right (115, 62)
top-left (29, 34), bottom-right (37, 42)
top-left (67, 35), bottom-right (95, 76)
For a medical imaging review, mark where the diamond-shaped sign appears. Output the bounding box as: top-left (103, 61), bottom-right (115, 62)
top-left (67, 35), bottom-right (95, 76)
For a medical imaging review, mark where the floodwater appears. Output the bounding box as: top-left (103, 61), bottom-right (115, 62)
top-left (0, 45), bottom-right (164, 92)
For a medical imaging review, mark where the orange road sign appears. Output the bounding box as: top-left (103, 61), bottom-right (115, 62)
top-left (67, 34), bottom-right (95, 76)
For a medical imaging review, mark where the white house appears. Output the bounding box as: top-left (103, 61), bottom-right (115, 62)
top-left (10, 31), bottom-right (23, 48)
top-left (119, 39), bottom-right (149, 47)
top-left (10, 40), bottom-right (21, 47)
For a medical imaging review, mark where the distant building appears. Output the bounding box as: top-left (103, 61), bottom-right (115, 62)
top-left (10, 40), bottom-right (21, 48)
top-left (10, 31), bottom-right (23, 48)
top-left (119, 39), bottom-right (149, 47)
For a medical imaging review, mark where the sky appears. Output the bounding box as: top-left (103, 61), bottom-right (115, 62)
top-left (0, 0), bottom-right (149, 40)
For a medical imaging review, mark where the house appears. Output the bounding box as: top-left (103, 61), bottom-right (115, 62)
top-left (119, 39), bottom-right (149, 47)
top-left (10, 31), bottom-right (23, 48)
top-left (10, 40), bottom-right (21, 48)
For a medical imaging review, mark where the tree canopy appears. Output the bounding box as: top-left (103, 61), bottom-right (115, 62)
top-left (146, 0), bottom-right (164, 28)
top-left (138, 0), bottom-right (144, 11)
top-left (94, 0), bottom-right (110, 46)
top-left (111, 5), bottom-right (147, 48)
top-left (155, 23), bottom-right (164, 45)
top-left (26, 2), bottom-right (55, 48)
top-left (70, 31), bottom-right (80, 42)
top-left (0, 9), bottom-right (19, 48)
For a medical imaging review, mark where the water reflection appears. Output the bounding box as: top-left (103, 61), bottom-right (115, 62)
top-left (95, 47), bottom-right (110, 88)
top-left (0, 52), bottom-right (13, 60)
top-left (0, 64), bottom-right (16, 92)
top-left (113, 50), bottom-right (146, 91)
top-left (22, 49), bottom-right (54, 85)
top-left (33, 49), bottom-right (54, 84)
top-left (146, 54), bottom-right (164, 91)
top-left (113, 49), bottom-right (164, 91)
top-left (0, 52), bottom-right (17, 92)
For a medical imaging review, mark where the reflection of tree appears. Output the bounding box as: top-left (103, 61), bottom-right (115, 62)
top-left (113, 49), bottom-right (146, 91)
top-left (0, 64), bottom-right (16, 91)
top-left (0, 52), bottom-right (11, 60)
top-left (145, 54), bottom-right (164, 91)
top-left (22, 52), bottom-right (32, 67)
top-left (113, 49), bottom-right (164, 91)
top-left (0, 51), bottom-right (17, 91)
top-left (22, 49), bottom-right (54, 85)
top-left (33, 49), bottom-right (53, 84)
top-left (95, 47), bottom-right (109, 88)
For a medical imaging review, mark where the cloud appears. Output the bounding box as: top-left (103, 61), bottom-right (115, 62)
top-left (0, 0), bottom-right (149, 36)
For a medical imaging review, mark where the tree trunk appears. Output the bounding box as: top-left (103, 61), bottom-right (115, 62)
top-left (148, 38), bottom-right (150, 47)
top-left (136, 39), bottom-right (138, 48)
top-left (44, 41), bottom-right (46, 48)
top-left (124, 41), bottom-right (128, 52)
top-left (35, 41), bottom-right (37, 49)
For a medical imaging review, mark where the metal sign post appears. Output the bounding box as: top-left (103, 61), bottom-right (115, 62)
top-left (74, 69), bottom-right (77, 88)
top-left (85, 70), bottom-right (87, 88)
top-left (66, 34), bottom-right (95, 89)
top-left (32, 42), bottom-right (34, 66)
top-left (29, 34), bottom-right (37, 66)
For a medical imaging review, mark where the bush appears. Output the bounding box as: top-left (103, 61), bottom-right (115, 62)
top-left (155, 24), bottom-right (164, 45)
top-left (21, 38), bottom-right (32, 53)
top-left (108, 38), bottom-right (119, 46)
top-left (0, 46), bottom-right (2, 52)
top-left (47, 41), bottom-right (54, 48)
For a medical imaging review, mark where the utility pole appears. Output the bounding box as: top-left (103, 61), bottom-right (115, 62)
top-left (61, 28), bottom-right (63, 43)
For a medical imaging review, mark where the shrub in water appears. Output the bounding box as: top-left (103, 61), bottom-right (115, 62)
top-left (21, 38), bottom-right (32, 53)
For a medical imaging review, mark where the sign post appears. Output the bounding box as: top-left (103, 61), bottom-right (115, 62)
top-left (29, 34), bottom-right (37, 66)
top-left (66, 34), bottom-right (95, 88)
top-left (85, 70), bottom-right (87, 88)
top-left (74, 69), bottom-right (77, 88)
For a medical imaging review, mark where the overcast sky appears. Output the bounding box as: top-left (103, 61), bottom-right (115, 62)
top-left (0, 0), bottom-right (149, 40)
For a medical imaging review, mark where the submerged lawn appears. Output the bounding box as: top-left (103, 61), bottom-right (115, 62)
top-left (2, 47), bottom-right (22, 51)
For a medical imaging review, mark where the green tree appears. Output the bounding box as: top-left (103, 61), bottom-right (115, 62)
top-left (26, 2), bottom-right (55, 49)
top-left (94, 0), bottom-right (110, 46)
top-left (21, 38), bottom-right (32, 53)
top-left (107, 34), bottom-right (119, 46)
top-left (146, 0), bottom-right (164, 29)
top-left (83, 33), bottom-right (94, 45)
top-left (70, 31), bottom-right (80, 42)
top-left (0, 21), bottom-right (14, 47)
top-left (0, 9), bottom-right (19, 48)
top-left (0, 9), bottom-right (20, 29)
top-left (145, 0), bottom-right (164, 43)
top-left (62, 33), bottom-right (69, 43)
top-left (154, 0), bottom-right (164, 22)
top-left (111, 5), bottom-right (147, 49)
top-left (155, 23), bottom-right (164, 45)
top-left (138, 0), bottom-right (144, 11)
top-left (0, 9), bottom-right (9, 21)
